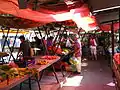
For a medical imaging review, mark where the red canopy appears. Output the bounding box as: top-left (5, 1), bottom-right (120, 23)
top-left (0, 0), bottom-right (97, 29)
top-left (98, 22), bottom-right (120, 32)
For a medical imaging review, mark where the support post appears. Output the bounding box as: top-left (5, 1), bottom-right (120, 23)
top-left (52, 24), bottom-right (62, 46)
top-left (53, 28), bottom-right (66, 55)
top-left (1, 27), bottom-right (16, 61)
top-left (111, 21), bottom-right (114, 66)
top-left (118, 8), bottom-right (120, 45)
top-left (52, 65), bottom-right (60, 83)
top-left (9, 29), bottom-right (19, 61)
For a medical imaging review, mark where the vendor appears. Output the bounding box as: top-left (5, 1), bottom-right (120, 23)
top-left (18, 35), bottom-right (32, 59)
top-left (73, 35), bottom-right (82, 74)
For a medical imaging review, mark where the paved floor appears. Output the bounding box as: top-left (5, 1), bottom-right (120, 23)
top-left (60, 57), bottom-right (116, 90)
top-left (11, 56), bottom-right (116, 90)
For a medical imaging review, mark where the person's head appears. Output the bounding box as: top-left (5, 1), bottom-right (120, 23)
top-left (73, 34), bottom-right (79, 41)
top-left (49, 36), bottom-right (54, 40)
top-left (19, 35), bottom-right (25, 42)
top-left (43, 37), bottom-right (45, 39)
top-left (73, 36), bottom-right (78, 41)
top-left (90, 35), bottom-right (95, 39)
top-left (2, 35), bottom-right (5, 38)
top-left (34, 36), bottom-right (39, 40)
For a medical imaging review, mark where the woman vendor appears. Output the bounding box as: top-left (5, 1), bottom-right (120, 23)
top-left (70, 35), bottom-right (82, 74)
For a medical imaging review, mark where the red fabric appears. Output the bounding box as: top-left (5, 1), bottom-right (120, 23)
top-left (114, 53), bottom-right (120, 64)
top-left (0, 16), bottom-right (44, 28)
top-left (53, 46), bottom-right (63, 55)
top-left (0, 0), bottom-right (97, 29)
top-left (98, 22), bottom-right (120, 32)
top-left (90, 39), bottom-right (96, 46)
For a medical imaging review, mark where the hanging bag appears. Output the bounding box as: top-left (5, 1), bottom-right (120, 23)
top-left (66, 39), bottom-right (72, 47)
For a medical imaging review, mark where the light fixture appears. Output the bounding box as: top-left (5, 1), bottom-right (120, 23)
top-left (64, 0), bottom-right (78, 5)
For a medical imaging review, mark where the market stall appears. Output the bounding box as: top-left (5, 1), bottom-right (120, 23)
top-left (0, 0), bottom-right (99, 90)
top-left (0, 55), bottom-right (62, 90)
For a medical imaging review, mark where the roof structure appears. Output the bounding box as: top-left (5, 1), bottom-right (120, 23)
top-left (0, 0), bottom-right (97, 30)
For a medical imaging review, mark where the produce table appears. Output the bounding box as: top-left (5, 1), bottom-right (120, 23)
top-left (0, 75), bottom-right (30, 90)
top-left (30, 56), bottom-right (60, 72)
top-left (0, 56), bottom-right (60, 90)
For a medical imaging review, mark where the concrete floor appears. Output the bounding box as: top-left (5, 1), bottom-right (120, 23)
top-left (11, 56), bottom-right (116, 90)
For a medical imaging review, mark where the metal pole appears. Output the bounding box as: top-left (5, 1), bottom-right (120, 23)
top-left (119, 8), bottom-right (120, 43)
top-left (9, 29), bottom-right (19, 61)
top-left (111, 21), bottom-right (114, 66)
top-left (53, 25), bottom-right (62, 46)
top-left (33, 0), bottom-right (38, 10)
top-left (53, 28), bottom-right (66, 55)
top-left (1, 27), bottom-right (10, 52)
top-left (37, 27), bottom-right (46, 55)
top-left (43, 26), bottom-right (49, 55)
top-left (1, 27), bottom-right (16, 61)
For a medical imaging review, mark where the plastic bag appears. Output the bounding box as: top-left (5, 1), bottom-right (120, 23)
top-left (66, 39), bottom-right (71, 47)
top-left (69, 56), bottom-right (79, 65)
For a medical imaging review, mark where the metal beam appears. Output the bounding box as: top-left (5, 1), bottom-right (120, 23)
top-left (119, 8), bottom-right (120, 43)
top-left (111, 21), bottom-right (114, 66)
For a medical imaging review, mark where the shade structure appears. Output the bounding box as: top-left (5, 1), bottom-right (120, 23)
top-left (0, 0), bottom-right (97, 30)
top-left (0, 16), bottom-right (44, 29)
top-left (98, 22), bottom-right (119, 32)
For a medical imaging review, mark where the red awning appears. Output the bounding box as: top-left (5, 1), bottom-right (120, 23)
top-left (98, 22), bottom-right (119, 32)
top-left (0, 0), bottom-right (97, 30)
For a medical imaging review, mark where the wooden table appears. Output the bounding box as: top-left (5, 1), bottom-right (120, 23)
top-left (0, 56), bottom-right (61, 90)
top-left (0, 75), bottom-right (30, 90)
top-left (29, 56), bottom-right (60, 71)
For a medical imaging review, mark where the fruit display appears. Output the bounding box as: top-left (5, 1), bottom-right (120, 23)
top-left (41, 55), bottom-right (58, 60)
top-left (62, 48), bottom-right (71, 55)
top-left (0, 65), bottom-right (38, 84)
top-left (36, 60), bottom-right (49, 65)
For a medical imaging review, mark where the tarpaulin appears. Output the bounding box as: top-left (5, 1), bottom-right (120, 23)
top-left (98, 22), bottom-right (119, 32)
top-left (0, 0), bottom-right (97, 30)
top-left (0, 16), bottom-right (44, 29)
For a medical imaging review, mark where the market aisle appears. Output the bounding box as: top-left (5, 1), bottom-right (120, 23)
top-left (60, 56), bottom-right (116, 90)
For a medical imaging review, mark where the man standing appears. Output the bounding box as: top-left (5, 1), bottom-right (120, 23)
top-left (18, 35), bottom-right (31, 59)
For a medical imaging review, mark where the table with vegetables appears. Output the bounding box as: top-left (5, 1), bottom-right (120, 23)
top-left (113, 53), bottom-right (120, 89)
top-left (0, 55), bottom-right (60, 90)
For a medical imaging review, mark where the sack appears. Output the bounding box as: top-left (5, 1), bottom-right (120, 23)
top-left (30, 48), bottom-right (34, 57)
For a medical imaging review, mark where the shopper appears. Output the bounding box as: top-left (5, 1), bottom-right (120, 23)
top-left (89, 35), bottom-right (97, 60)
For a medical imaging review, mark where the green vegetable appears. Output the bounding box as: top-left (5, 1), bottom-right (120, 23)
top-left (0, 65), bottom-right (11, 71)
